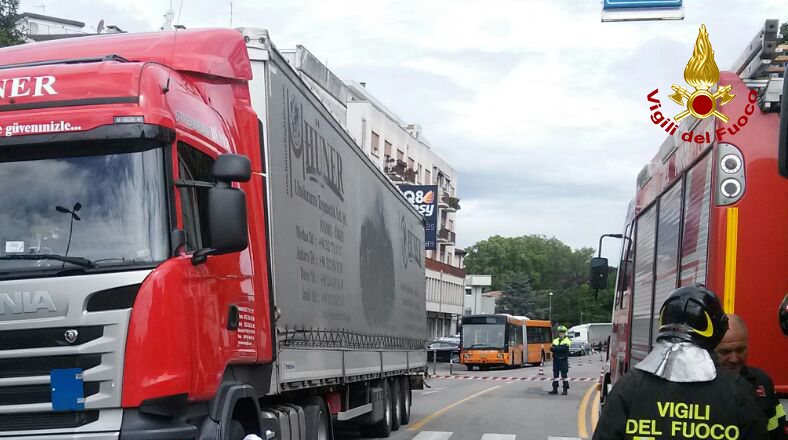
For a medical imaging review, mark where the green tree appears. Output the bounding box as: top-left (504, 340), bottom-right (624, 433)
top-left (0, 0), bottom-right (25, 48)
top-left (465, 234), bottom-right (616, 326)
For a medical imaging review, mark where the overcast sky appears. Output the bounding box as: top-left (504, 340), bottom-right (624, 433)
top-left (19, 0), bottom-right (787, 260)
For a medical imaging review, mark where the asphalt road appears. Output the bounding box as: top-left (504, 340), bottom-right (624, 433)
top-left (337, 352), bottom-right (607, 440)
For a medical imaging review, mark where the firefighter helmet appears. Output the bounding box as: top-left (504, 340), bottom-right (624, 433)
top-left (779, 294), bottom-right (788, 337)
top-left (658, 284), bottom-right (728, 349)
top-left (557, 325), bottom-right (568, 333)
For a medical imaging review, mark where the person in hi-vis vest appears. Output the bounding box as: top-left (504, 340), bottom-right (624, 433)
top-left (549, 325), bottom-right (572, 395)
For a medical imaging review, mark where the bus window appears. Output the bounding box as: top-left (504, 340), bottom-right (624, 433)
top-left (631, 204), bottom-right (657, 363)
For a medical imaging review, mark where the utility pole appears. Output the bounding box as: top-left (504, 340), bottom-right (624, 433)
top-left (548, 291), bottom-right (553, 325)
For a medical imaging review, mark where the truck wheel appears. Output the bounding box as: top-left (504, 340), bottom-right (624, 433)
top-left (390, 379), bottom-right (402, 431)
top-left (303, 397), bottom-right (331, 440)
top-left (398, 376), bottom-right (411, 425)
top-left (227, 420), bottom-right (246, 440)
top-left (451, 353), bottom-right (460, 364)
top-left (361, 381), bottom-right (392, 438)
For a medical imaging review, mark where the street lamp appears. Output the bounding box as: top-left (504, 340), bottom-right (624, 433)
top-left (548, 291), bottom-right (553, 325)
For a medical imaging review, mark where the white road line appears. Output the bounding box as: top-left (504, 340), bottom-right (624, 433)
top-left (481, 434), bottom-right (515, 440)
top-left (411, 431), bottom-right (453, 440)
top-left (547, 437), bottom-right (582, 440)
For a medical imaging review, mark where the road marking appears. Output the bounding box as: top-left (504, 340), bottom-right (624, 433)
top-left (411, 432), bottom-right (453, 440)
top-left (577, 385), bottom-right (595, 438)
top-left (408, 385), bottom-right (501, 431)
top-left (481, 434), bottom-right (515, 440)
top-left (548, 437), bottom-right (582, 440)
top-left (420, 387), bottom-right (446, 396)
top-left (591, 388), bottom-right (600, 431)
top-left (430, 375), bottom-right (598, 382)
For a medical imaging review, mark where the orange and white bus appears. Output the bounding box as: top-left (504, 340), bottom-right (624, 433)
top-left (460, 314), bottom-right (552, 370)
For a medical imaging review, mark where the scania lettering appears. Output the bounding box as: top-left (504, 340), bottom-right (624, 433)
top-left (0, 28), bottom-right (426, 440)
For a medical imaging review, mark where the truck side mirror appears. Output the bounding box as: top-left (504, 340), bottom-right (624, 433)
top-left (590, 257), bottom-right (609, 290)
top-left (213, 154), bottom-right (251, 182)
top-left (207, 186), bottom-right (248, 255)
top-left (780, 294), bottom-right (788, 336)
top-left (192, 154), bottom-right (251, 265)
top-left (779, 76), bottom-right (788, 177)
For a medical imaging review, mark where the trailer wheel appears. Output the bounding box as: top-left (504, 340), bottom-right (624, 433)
top-left (302, 397), bottom-right (331, 440)
top-left (361, 381), bottom-right (392, 438)
top-left (398, 376), bottom-right (411, 425)
top-left (227, 420), bottom-right (246, 440)
top-left (390, 379), bottom-right (402, 431)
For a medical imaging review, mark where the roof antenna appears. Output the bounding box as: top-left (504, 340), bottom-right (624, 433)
top-left (162, 0), bottom-right (185, 95)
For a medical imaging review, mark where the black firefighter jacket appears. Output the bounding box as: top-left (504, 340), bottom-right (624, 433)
top-left (592, 367), bottom-right (767, 440)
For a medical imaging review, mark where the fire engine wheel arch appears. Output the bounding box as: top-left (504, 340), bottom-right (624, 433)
top-left (205, 383), bottom-right (264, 440)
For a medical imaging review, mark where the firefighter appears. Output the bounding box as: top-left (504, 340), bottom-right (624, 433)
top-left (592, 285), bottom-right (766, 440)
top-left (548, 325), bottom-right (571, 395)
top-left (715, 314), bottom-right (786, 440)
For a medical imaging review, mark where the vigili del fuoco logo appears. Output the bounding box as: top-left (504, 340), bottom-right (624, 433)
top-left (647, 25), bottom-right (757, 143)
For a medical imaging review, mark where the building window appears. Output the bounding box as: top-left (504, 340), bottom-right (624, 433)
top-left (361, 117), bottom-right (367, 149)
top-left (371, 131), bottom-right (380, 157)
top-left (397, 149), bottom-right (404, 162)
top-left (407, 157), bottom-right (415, 170)
top-left (418, 164), bottom-right (423, 183)
top-left (425, 169), bottom-right (431, 184)
top-left (449, 219), bottom-right (454, 231)
top-left (384, 140), bottom-right (392, 158)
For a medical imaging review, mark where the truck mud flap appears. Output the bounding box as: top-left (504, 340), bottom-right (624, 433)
top-left (409, 374), bottom-right (425, 390)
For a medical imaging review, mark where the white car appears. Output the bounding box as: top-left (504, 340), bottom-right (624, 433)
top-left (569, 339), bottom-right (591, 356)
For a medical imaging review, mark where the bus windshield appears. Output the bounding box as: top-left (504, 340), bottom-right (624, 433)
top-left (0, 145), bottom-right (169, 278)
top-left (462, 323), bottom-right (505, 349)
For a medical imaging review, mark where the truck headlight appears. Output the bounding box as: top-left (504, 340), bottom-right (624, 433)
top-left (497, 354), bottom-right (504, 359)
top-left (464, 354), bottom-right (470, 359)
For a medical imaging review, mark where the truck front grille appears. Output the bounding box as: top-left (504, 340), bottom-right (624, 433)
top-left (0, 326), bottom-right (103, 350)
top-left (0, 382), bottom-right (101, 406)
top-left (0, 411), bottom-right (99, 431)
top-left (0, 354), bottom-right (102, 379)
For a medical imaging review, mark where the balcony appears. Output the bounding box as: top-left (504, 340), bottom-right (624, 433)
top-left (437, 227), bottom-right (456, 245)
top-left (386, 159), bottom-right (417, 184)
top-left (438, 189), bottom-right (450, 209)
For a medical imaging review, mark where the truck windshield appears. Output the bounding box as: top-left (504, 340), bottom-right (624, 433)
top-left (0, 146), bottom-right (168, 277)
top-left (462, 324), bottom-right (505, 349)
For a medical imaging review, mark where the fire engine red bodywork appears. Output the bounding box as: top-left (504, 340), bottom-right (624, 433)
top-left (610, 71), bottom-right (788, 392)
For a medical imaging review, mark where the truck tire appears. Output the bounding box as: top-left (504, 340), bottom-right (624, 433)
top-left (361, 381), bottom-right (392, 438)
top-left (398, 376), bottom-right (411, 425)
top-left (390, 379), bottom-right (402, 431)
top-left (227, 420), bottom-right (246, 440)
top-left (302, 397), bottom-right (331, 440)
